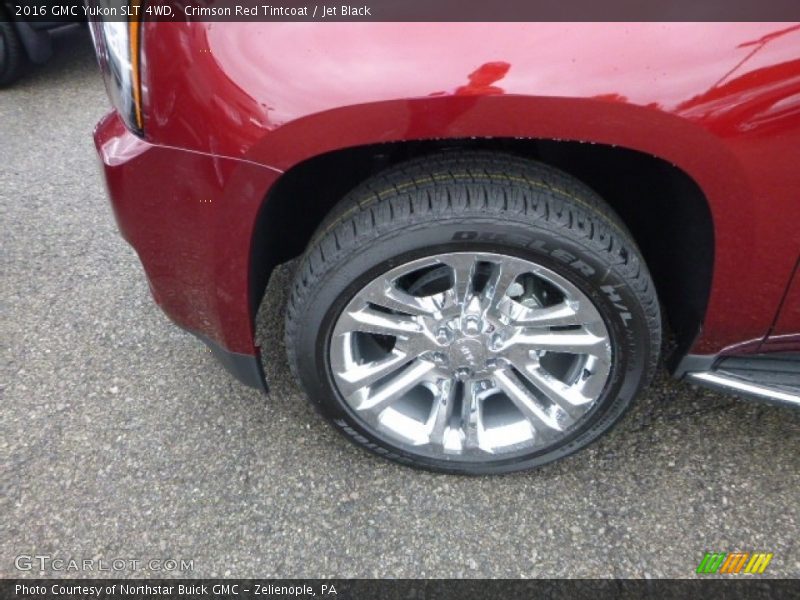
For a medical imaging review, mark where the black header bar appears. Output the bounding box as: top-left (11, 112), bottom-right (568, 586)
top-left (4, 0), bottom-right (800, 23)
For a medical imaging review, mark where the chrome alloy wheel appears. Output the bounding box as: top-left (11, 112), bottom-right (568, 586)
top-left (329, 252), bottom-right (613, 462)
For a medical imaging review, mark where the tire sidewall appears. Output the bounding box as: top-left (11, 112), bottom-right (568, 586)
top-left (0, 18), bottom-right (23, 86)
top-left (292, 214), bottom-right (653, 474)
top-left (0, 27), bottom-right (9, 78)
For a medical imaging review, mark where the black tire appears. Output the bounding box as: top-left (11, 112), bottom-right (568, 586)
top-left (0, 13), bottom-right (26, 87)
top-left (286, 151), bottom-right (661, 474)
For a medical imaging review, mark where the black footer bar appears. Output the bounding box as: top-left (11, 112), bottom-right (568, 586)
top-left (4, 579), bottom-right (798, 600)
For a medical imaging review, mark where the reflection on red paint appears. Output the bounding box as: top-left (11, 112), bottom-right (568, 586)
top-left (676, 59), bottom-right (800, 136)
top-left (455, 62), bottom-right (510, 96)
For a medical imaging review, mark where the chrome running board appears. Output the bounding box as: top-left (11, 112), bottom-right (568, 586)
top-left (688, 371), bottom-right (800, 406)
top-left (686, 353), bottom-right (800, 408)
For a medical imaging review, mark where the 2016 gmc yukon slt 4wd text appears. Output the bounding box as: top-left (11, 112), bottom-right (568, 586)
top-left (89, 13), bottom-right (800, 474)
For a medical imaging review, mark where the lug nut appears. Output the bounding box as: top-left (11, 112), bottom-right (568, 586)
top-left (490, 333), bottom-right (504, 351)
top-left (435, 327), bottom-right (453, 345)
top-left (432, 352), bottom-right (447, 365)
top-left (486, 358), bottom-right (499, 371)
top-left (463, 315), bottom-right (481, 336)
top-left (455, 367), bottom-right (472, 380)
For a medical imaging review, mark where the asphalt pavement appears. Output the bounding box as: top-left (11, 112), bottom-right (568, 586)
top-left (1, 29), bottom-right (798, 579)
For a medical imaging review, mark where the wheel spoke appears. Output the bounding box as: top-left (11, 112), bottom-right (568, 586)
top-left (509, 300), bottom-right (598, 328)
top-left (428, 378), bottom-right (456, 447)
top-left (576, 356), bottom-right (611, 399)
top-left (502, 345), bottom-right (598, 413)
top-left (517, 364), bottom-right (590, 412)
top-left (482, 260), bottom-right (525, 315)
top-left (334, 351), bottom-right (410, 397)
top-left (355, 359), bottom-right (436, 412)
top-left (461, 380), bottom-right (482, 450)
top-left (509, 329), bottom-right (609, 356)
top-left (493, 368), bottom-right (567, 432)
top-left (336, 305), bottom-right (424, 338)
top-left (362, 279), bottom-right (439, 316)
top-left (440, 254), bottom-right (477, 307)
top-left (502, 345), bottom-right (540, 381)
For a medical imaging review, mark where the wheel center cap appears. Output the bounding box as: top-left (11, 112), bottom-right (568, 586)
top-left (448, 338), bottom-right (486, 370)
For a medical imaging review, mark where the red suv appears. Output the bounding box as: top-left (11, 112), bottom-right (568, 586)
top-left (90, 16), bottom-right (800, 474)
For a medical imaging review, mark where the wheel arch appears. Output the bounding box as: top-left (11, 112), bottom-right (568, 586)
top-left (251, 141), bottom-right (713, 368)
top-left (248, 95), bottom-right (743, 366)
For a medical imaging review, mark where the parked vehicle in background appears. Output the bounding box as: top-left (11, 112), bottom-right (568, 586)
top-left (0, 2), bottom-right (81, 86)
top-left (89, 11), bottom-right (800, 473)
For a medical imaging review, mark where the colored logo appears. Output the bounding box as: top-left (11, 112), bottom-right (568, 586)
top-left (696, 552), bottom-right (773, 575)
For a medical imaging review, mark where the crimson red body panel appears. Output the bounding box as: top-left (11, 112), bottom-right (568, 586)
top-left (94, 112), bottom-right (280, 354)
top-left (96, 22), bottom-right (800, 366)
top-left (765, 259), bottom-right (800, 350)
